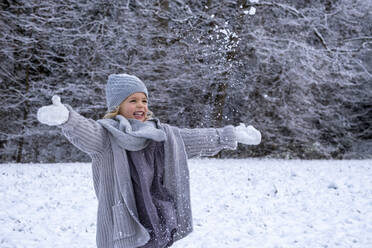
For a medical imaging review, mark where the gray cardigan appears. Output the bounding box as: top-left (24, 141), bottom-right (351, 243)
top-left (60, 107), bottom-right (237, 248)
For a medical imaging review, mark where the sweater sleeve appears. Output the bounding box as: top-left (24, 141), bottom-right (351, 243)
top-left (179, 125), bottom-right (238, 159)
top-left (58, 105), bottom-right (109, 156)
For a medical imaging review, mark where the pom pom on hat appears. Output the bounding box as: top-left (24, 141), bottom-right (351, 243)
top-left (106, 74), bottom-right (148, 112)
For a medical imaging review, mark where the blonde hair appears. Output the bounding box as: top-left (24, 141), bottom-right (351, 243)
top-left (103, 106), bottom-right (120, 119)
top-left (103, 106), bottom-right (154, 121)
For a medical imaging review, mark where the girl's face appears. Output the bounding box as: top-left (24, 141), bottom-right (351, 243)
top-left (119, 92), bottom-right (148, 122)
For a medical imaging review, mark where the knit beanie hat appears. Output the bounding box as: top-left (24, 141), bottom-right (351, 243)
top-left (106, 74), bottom-right (148, 112)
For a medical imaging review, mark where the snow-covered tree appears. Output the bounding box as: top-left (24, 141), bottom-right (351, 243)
top-left (1, 0), bottom-right (371, 162)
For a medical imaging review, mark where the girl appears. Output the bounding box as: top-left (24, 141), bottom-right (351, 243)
top-left (37, 74), bottom-right (261, 248)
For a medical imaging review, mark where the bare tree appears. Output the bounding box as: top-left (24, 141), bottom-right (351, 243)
top-left (1, 0), bottom-right (371, 162)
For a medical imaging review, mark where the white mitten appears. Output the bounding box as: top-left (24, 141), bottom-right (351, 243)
top-left (234, 123), bottom-right (262, 145)
top-left (37, 95), bottom-right (69, 126)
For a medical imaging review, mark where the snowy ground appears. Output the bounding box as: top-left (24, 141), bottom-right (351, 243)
top-left (1, 159), bottom-right (371, 248)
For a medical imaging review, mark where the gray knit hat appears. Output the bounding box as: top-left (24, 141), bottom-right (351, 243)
top-left (106, 74), bottom-right (148, 111)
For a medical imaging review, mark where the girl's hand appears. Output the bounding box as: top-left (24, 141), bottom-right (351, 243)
top-left (37, 95), bottom-right (69, 126)
top-left (234, 123), bottom-right (261, 145)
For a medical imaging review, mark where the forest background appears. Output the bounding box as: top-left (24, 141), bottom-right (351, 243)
top-left (0, 0), bottom-right (371, 163)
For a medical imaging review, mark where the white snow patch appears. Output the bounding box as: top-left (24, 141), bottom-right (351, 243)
top-left (1, 159), bottom-right (371, 247)
top-left (244, 7), bottom-right (257, 16)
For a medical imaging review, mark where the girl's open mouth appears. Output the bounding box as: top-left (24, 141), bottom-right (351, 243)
top-left (133, 111), bottom-right (145, 119)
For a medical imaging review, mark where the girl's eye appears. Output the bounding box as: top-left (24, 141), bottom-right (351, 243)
top-left (130, 100), bottom-right (136, 103)
top-left (143, 100), bottom-right (148, 104)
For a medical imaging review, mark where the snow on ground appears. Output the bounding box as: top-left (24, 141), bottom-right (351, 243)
top-left (0, 159), bottom-right (371, 248)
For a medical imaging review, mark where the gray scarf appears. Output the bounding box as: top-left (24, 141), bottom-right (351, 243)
top-left (97, 115), bottom-right (166, 151)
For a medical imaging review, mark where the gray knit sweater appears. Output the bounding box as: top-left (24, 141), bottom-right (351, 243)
top-left (59, 107), bottom-right (237, 248)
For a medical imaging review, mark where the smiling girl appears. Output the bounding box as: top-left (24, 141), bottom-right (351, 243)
top-left (37, 74), bottom-right (261, 248)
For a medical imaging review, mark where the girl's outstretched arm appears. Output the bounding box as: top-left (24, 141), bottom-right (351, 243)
top-left (37, 95), bottom-right (108, 156)
top-left (179, 125), bottom-right (238, 158)
top-left (179, 123), bottom-right (261, 159)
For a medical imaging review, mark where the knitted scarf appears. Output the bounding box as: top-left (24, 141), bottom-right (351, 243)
top-left (97, 115), bottom-right (166, 151)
